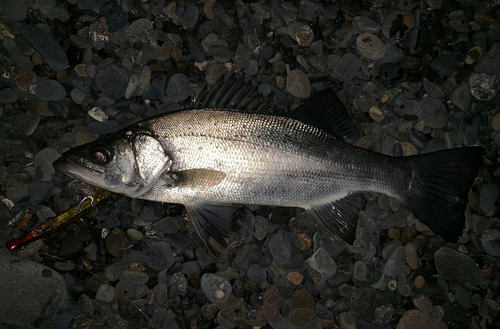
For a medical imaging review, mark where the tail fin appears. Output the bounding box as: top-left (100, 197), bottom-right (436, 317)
top-left (401, 147), bottom-right (484, 242)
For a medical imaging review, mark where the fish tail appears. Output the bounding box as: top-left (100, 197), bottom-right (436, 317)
top-left (400, 147), bottom-right (484, 242)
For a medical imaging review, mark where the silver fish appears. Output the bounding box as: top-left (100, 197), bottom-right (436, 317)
top-left (54, 76), bottom-right (484, 255)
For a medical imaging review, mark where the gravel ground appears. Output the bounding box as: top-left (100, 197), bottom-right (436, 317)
top-left (0, 0), bottom-right (499, 328)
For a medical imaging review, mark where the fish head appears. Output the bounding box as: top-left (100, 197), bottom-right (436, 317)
top-left (53, 130), bottom-right (171, 197)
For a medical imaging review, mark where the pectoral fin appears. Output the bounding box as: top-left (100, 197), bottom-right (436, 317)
top-left (185, 204), bottom-right (234, 257)
top-left (166, 169), bottom-right (226, 190)
top-left (307, 193), bottom-right (366, 244)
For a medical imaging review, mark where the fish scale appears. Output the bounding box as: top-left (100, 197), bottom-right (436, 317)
top-left (142, 109), bottom-right (409, 207)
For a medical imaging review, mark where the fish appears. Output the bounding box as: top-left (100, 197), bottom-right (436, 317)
top-left (53, 75), bottom-right (484, 256)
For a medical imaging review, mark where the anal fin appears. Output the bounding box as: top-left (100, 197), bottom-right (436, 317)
top-left (307, 193), bottom-right (366, 244)
top-left (185, 204), bottom-right (234, 257)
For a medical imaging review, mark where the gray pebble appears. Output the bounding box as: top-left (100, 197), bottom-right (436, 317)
top-left (21, 25), bottom-right (69, 71)
top-left (211, 2), bottom-right (234, 26)
top-left (431, 51), bottom-right (458, 76)
top-left (189, 41), bottom-right (205, 63)
top-left (353, 16), bottom-right (382, 34)
top-left (464, 126), bottom-right (479, 146)
top-left (234, 44), bottom-right (251, 69)
top-left (122, 270), bottom-right (149, 285)
top-left (286, 69), bottom-right (310, 98)
top-left (455, 286), bottom-right (472, 310)
top-left (95, 69), bottom-right (127, 99)
top-left (384, 246), bottom-right (405, 277)
top-left (34, 148), bottom-right (60, 181)
top-left (209, 45), bottom-right (233, 63)
top-left (3, 0), bottom-right (30, 21)
top-left (304, 247), bottom-right (336, 284)
top-left (183, 6), bottom-right (199, 29)
top-left (434, 247), bottom-right (483, 285)
top-left (450, 81), bottom-right (471, 112)
top-left (353, 261), bottom-right (368, 281)
top-left (298, 0), bottom-right (323, 21)
top-left (334, 53), bottom-right (361, 81)
top-left (171, 272), bottom-right (188, 292)
top-left (268, 230), bottom-right (293, 264)
top-left (479, 183), bottom-right (498, 214)
top-left (423, 78), bottom-right (447, 100)
top-left (149, 240), bottom-right (173, 271)
top-left (481, 240), bottom-right (500, 257)
top-left (378, 43), bottom-right (405, 65)
top-left (167, 73), bottom-right (191, 103)
top-left (247, 264), bottom-right (266, 283)
top-left (0, 89), bottom-right (17, 104)
top-left (356, 33), bottom-right (385, 61)
top-left (95, 284), bottom-right (114, 302)
top-left (419, 98), bottom-right (448, 128)
top-left (200, 273), bottom-right (232, 304)
top-left (29, 80), bottom-right (66, 102)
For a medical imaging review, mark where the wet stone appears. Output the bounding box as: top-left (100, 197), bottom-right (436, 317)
top-left (95, 284), bottom-right (114, 302)
top-left (0, 89), bottom-right (17, 104)
top-left (353, 16), bottom-right (382, 33)
top-left (95, 69), bottom-right (127, 99)
top-left (353, 261), bottom-right (368, 281)
top-left (418, 98), bottom-right (448, 128)
top-left (286, 69), bottom-right (310, 98)
top-left (149, 240), bottom-right (174, 271)
top-left (350, 288), bottom-right (376, 320)
top-left (397, 309), bottom-right (433, 329)
top-left (268, 230), bottom-right (292, 264)
top-left (431, 51), bottom-right (458, 76)
top-left (479, 183), bottom-right (498, 214)
top-left (288, 307), bottom-right (315, 326)
top-left (21, 25), bottom-right (69, 71)
top-left (469, 73), bottom-right (498, 100)
top-left (171, 272), bottom-right (188, 292)
top-left (34, 148), bottom-right (60, 181)
top-left (455, 286), bottom-right (472, 310)
top-left (287, 22), bottom-right (314, 47)
top-left (356, 33), bottom-right (385, 60)
top-left (106, 228), bottom-right (133, 257)
top-left (384, 246), bottom-right (405, 277)
top-left (29, 181), bottom-right (52, 205)
top-left (189, 41), bottom-right (205, 63)
top-left (334, 53), bottom-right (361, 81)
top-left (298, 0), bottom-right (323, 21)
top-left (183, 6), bottom-right (199, 29)
top-left (450, 82), bottom-right (471, 112)
top-left (434, 247), bottom-right (483, 285)
top-left (122, 269), bottom-right (149, 285)
top-left (304, 247), bottom-right (336, 284)
top-left (29, 80), bottom-right (66, 101)
top-left (201, 273), bottom-right (232, 304)
top-left (405, 243), bottom-right (421, 270)
top-left (247, 264), bottom-right (266, 284)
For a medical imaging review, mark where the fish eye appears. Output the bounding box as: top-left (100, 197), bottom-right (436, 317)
top-left (90, 147), bottom-right (111, 164)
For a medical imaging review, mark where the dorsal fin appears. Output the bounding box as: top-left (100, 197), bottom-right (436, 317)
top-left (193, 74), bottom-right (273, 112)
top-left (288, 89), bottom-right (360, 144)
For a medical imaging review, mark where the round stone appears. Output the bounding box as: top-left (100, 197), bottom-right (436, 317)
top-left (286, 69), bottom-right (310, 98)
top-left (356, 33), bottom-right (385, 60)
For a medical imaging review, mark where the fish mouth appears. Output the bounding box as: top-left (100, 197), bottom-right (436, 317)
top-left (53, 157), bottom-right (103, 181)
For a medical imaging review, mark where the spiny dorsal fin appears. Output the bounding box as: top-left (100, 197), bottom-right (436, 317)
top-left (193, 74), bottom-right (273, 112)
top-left (288, 89), bottom-right (360, 144)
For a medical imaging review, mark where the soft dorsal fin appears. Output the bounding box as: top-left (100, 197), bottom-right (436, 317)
top-left (288, 89), bottom-right (360, 144)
